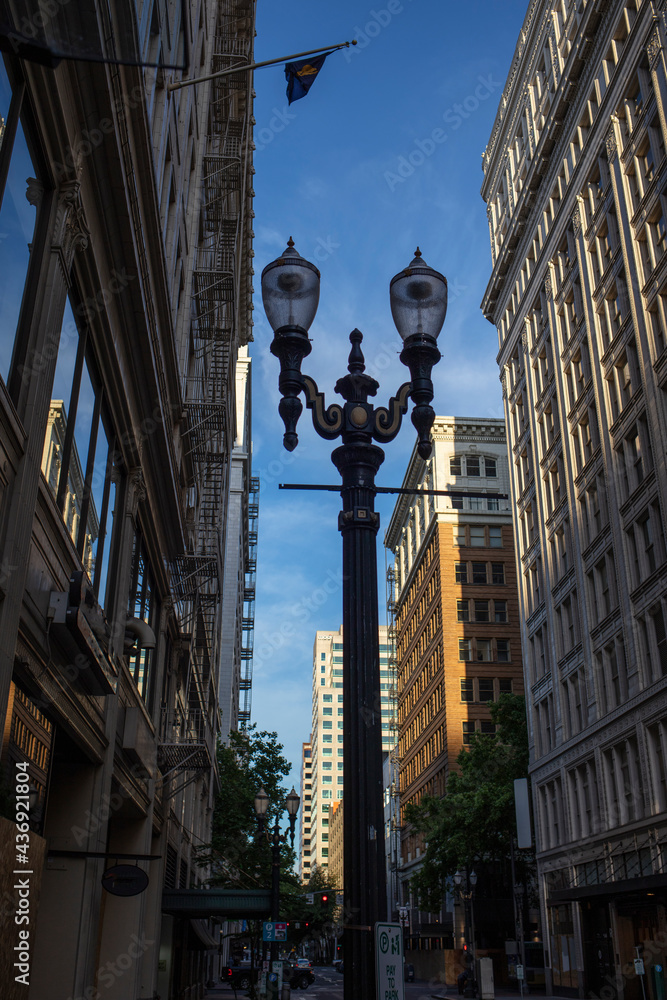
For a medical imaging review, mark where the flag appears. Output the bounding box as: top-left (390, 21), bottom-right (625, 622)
top-left (285, 52), bottom-right (331, 104)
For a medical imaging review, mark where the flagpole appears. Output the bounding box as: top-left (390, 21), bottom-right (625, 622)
top-left (167, 40), bottom-right (356, 93)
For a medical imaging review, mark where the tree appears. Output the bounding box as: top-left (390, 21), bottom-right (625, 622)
top-left (404, 693), bottom-right (533, 912)
top-left (197, 725), bottom-right (300, 897)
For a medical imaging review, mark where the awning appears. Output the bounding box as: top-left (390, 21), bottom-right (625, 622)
top-left (548, 872), bottom-right (667, 903)
top-left (162, 888), bottom-right (272, 918)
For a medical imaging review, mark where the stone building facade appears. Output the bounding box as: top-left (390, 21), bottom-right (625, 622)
top-left (0, 1), bottom-right (256, 997)
top-left (482, 1), bottom-right (667, 996)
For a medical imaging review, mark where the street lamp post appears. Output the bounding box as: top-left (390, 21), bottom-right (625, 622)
top-left (255, 786), bottom-right (300, 964)
top-left (453, 869), bottom-right (478, 998)
top-left (262, 240), bottom-right (446, 1000)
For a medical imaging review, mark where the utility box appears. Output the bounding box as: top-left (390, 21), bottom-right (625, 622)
top-left (477, 957), bottom-right (494, 1000)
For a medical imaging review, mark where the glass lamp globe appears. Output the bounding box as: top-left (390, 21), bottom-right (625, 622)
top-left (286, 787), bottom-right (300, 817)
top-left (389, 248), bottom-right (447, 341)
top-left (254, 786), bottom-right (269, 818)
top-left (261, 238), bottom-right (321, 332)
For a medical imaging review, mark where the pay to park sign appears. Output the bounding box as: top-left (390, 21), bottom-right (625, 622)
top-left (375, 922), bottom-right (405, 1000)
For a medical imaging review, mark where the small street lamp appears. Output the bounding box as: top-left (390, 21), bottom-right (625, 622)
top-left (453, 869), bottom-right (478, 998)
top-left (255, 786), bottom-right (300, 965)
top-left (262, 240), bottom-right (446, 1000)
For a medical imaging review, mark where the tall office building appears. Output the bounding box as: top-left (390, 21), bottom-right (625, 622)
top-left (482, 2), bottom-right (667, 995)
top-left (299, 740), bottom-right (313, 882)
top-left (306, 626), bottom-right (395, 876)
top-left (385, 417), bottom-right (525, 970)
top-left (0, 2), bottom-right (256, 997)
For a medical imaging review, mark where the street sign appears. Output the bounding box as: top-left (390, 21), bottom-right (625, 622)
top-left (263, 921), bottom-right (287, 941)
top-left (375, 922), bottom-right (405, 1000)
top-left (516, 965), bottom-right (525, 980)
top-left (635, 959), bottom-right (646, 976)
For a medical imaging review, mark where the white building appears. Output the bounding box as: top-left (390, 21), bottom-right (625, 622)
top-left (305, 626), bottom-right (395, 875)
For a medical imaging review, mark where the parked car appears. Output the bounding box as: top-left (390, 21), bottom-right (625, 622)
top-left (404, 962), bottom-right (415, 982)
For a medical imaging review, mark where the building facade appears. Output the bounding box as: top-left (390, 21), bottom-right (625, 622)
top-left (0, 1), bottom-right (256, 998)
top-left (299, 739), bottom-right (313, 882)
top-left (385, 417), bottom-right (525, 971)
top-left (482, 1), bottom-right (667, 997)
top-left (305, 626), bottom-right (396, 877)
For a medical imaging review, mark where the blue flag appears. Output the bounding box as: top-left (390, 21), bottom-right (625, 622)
top-left (285, 52), bottom-right (331, 104)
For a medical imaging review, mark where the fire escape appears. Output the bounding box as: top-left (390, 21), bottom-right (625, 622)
top-left (238, 475), bottom-right (259, 725)
top-left (162, 0), bottom-right (255, 783)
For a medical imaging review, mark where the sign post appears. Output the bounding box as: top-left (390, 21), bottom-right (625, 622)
top-left (375, 922), bottom-right (405, 1000)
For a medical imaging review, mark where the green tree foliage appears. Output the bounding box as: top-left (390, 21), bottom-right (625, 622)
top-left (404, 694), bottom-right (532, 912)
top-left (198, 725), bottom-right (300, 896)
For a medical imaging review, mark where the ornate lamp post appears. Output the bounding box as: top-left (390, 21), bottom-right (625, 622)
top-left (255, 786), bottom-right (300, 964)
top-left (454, 869), bottom-right (478, 998)
top-left (262, 240), bottom-right (446, 1000)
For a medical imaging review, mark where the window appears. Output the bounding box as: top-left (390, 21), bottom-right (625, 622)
top-left (323, 708), bottom-right (332, 716)
top-left (476, 639), bottom-right (492, 661)
top-left (453, 526), bottom-right (466, 546)
top-left (467, 456), bottom-right (481, 476)
top-left (478, 678), bottom-right (494, 701)
top-left (461, 678), bottom-right (473, 702)
top-left (462, 721), bottom-right (475, 746)
top-left (457, 600), bottom-right (469, 622)
top-left (472, 562), bottom-right (487, 584)
top-left (459, 639), bottom-right (472, 661)
top-left (474, 600), bottom-right (489, 622)
top-left (470, 526), bottom-right (485, 546)
top-left (450, 456), bottom-right (462, 475)
top-left (487, 495), bottom-right (500, 511)
top-left (44, 300), bottom-right (118, 605)
top-left (480, 721), bottom-right (496, 735)
top-left (491, 562), bottom-right (505, 585)
top-left (497, 639), bottom-right (511, 662)
top-left (127, 528), bottom-right (159, 704)
top-left (494, 600), bottom-right (508, 623)
top-left (489, 526), bottom-right (503, 548)
top-left (499, 678), bottom-right (513, 694)
top-left (323, 694), bottom-right (332, 702)
top-left (455, 562), bottom-right (468, 583)
top-left (0, 62), bottom-right (41, 385)
top-left (485, 458), bottom-right (497, 477)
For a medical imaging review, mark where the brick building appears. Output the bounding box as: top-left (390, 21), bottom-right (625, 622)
top-left (385, 416), bottom-right (525, 974)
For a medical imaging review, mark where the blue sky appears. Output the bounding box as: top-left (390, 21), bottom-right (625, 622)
top-left (249, 1), bottom-right (529, 795)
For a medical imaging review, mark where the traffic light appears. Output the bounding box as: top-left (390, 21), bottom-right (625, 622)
top-left (321, 894), bottom-right (329, 904)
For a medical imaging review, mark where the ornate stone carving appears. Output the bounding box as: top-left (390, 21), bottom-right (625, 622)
top-left (605, 126), bottom-right (618, 163)
top-left (647, 27), bottom-right (662, 67)
top-left (26, 177), bottom-right (44, 209)
top-left (572, 203), bottom-right (582, 237)
top-left (52, 180), bottom-right (89, 274)
top-left (501, 369), bottom-right (508, 397)
top-left (129, 467), bottom-right (147, 515)
top-left (544, 274), bottom-right (553, 300)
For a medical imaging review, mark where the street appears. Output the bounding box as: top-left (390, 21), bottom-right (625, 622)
top-left (206, 967), bottom-right (454, 1000)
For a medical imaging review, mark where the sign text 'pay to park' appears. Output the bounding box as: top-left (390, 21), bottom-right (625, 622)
top-left (376, 922), bottom-right (405, 1000)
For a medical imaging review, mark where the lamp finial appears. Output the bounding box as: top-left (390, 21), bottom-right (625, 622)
top-left (414, 247), bottom-right (422, 257)
top-left (287, 236), bottom-right (295, 248)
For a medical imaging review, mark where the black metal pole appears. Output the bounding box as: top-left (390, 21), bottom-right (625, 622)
top-left (271, 816), bottom-right (281, 965)
top-left (332, 438), bottom-right (388, 1000)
